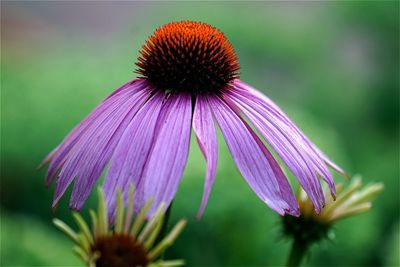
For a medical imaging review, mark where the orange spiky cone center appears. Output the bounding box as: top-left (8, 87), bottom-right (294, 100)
top-left (136, 21), bottom-right (240, 95)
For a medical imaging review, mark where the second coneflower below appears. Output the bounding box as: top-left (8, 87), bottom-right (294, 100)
top-left (42, 21), bottom-right (345, 219)
top-left (54, 186), bottom-right (186, 267)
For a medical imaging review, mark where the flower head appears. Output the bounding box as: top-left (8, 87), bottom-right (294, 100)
top-left (299, 175), bottom-right (383, 223)
top-left (282, 176), bottom-right (384, 245)
top-left (41, 21), bottom-right (345, 219)
top-left (53, 186), bottom-right (187, 267)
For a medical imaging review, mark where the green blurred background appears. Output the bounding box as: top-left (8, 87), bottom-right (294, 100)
top-left (1, 1), bottom-right (399, 266)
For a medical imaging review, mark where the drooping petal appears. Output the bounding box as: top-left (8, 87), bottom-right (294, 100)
top-left (226, 82), bottom-right (326, 212)
top-left (234, 80), bottom-right (341, 191)
top-left (43, 79), bottom-right (146, 185)
top-left (67, 89), bottom-right (152, 210)
top-left (52, 80), bottom-right (152, 209)
top-left (192, 95), bottom-right (218, 218)
top-left (209, 95), bottom-right (299, 215)
top-left (103, 91), bottom-right (165, 218)
top-left (138, 93), bottom-right (192, 215)
top-left (104, 79), bottom-right (146, 101)
top-left (309, 142), bottom-right (347, 177)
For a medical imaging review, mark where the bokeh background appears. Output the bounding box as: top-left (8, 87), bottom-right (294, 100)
top-left (1, 1), bottom-right (399, 266)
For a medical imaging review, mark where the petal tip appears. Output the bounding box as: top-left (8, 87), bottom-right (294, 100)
top-left (195, 213), bottom-right (202, 220)
top-left (51, 202), bottom-right (58, 213)
top-left (286, 208), bottom-right (301, 217)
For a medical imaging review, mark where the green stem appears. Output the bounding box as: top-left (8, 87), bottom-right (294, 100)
top-left (286, 239), bottom-right (309, 267)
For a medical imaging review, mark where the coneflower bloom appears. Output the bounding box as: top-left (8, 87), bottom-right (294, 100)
top-left (53, 186), bottom-right (187, 267)
top-left (41, 21), bottom-right (345, 218)
top-left (294, 176), bottom-right (384, 224)
top-left (282, 176), bottom-right (383, 266)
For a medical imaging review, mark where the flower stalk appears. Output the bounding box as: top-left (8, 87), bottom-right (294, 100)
top-left (286, 239), bottom-right (309, 267)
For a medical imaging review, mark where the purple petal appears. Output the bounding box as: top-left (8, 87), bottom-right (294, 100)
top-left (309, 142), bottom-right (347, 178)
top-left (227, 81), bottom-right (326, 212)
top-left (104, 79), bottom-right (146, 101)
top-left (235, 80), bottom-right (343, 183)
top-left (68, 90), bottom-right (152, 210)
top-left (193, 95), bottom-right (218, 218)
top-left (52, 80), bottom-right (151, 209)
top-left (103, 91), bottom-right (165, 218)
top-left (209, 95), bottom-right (299, 216)
top-left (43, 79), bottom-right (146, 185)
top-left (138, 93), bottom-right (192, 215)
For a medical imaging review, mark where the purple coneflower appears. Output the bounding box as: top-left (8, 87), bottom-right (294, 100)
top-left (42, 21), bottom-right (345, 218)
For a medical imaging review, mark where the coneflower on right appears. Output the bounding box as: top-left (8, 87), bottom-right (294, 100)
top-left (282, 176), bottom-right (384, 267)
